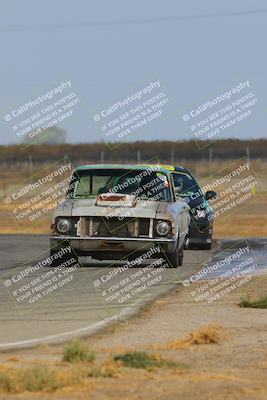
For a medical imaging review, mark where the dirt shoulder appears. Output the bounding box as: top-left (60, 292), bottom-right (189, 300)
top-left (1, 272), bottom-right (267, 400)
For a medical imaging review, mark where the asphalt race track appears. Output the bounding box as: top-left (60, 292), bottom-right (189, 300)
top-left (0, 235), bottom-right (266, 350)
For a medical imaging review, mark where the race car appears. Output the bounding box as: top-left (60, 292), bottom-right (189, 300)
top-left (50, 164), bottom-right (191, 267)
top-left (139, 164), bottom-right (217, 250)
top-left (163, 165), bottom-right (217, 250)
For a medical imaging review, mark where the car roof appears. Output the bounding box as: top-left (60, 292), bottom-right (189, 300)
top-left (139, 163), bottom-right (191, 174)
top-left (75, 164), bottom-right (172, 175)
top-left (174, 166), bottom-right (190, 173)
top-left (139, 163), bottom-right (175, 171)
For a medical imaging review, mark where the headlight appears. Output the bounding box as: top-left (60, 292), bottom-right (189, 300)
top-left (56, 219), bottom-right (71, 234)
top-left (156, 220), bottom-right (171, 236)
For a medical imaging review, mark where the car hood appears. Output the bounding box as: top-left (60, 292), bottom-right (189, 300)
top-left (55, 198), bottom-right (169, 219)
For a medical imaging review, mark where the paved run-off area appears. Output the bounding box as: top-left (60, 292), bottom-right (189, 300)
top-left (0, 235), bottom-right (266, 349)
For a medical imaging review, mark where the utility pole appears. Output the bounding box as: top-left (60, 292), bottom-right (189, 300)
top-left (209, 148), bottom-right (213, 174)
top-left (246, 146), bottom-right (250, 165)
top-left (171, 150), bottom-right (174, 165)
top-left (137, 151), bottom-right (141, 163)
top-left (101, 151), bottom-right (105, 164)
top-left (28, 155), bottom-right (33, 179)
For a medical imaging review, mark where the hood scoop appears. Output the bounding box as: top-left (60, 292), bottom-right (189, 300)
top-left (95, 193), bottom-right (137, 208)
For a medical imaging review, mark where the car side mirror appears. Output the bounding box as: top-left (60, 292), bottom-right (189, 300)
top-left (205, 190), bottom-right (217, 200)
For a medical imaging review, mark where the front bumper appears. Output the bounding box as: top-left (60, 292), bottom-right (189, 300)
top-left (188, 218), bottom-right (213, 247)
top-left (50, 235), bottom-right (177, 254)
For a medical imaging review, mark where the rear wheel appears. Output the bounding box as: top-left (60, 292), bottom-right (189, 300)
top-left (195, 241), bottom-right (212, 250)
top-left (201, 242), bottom-right (212, 250)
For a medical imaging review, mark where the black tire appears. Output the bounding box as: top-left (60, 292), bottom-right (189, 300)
top-left (197, 242), bottom-right (212, 250)
top-left (49, 246), bottom-right (79, 268)
top-left (166, 243), bottom-right (184, 268)
top-left (188, 238), bottom-right (212, 250)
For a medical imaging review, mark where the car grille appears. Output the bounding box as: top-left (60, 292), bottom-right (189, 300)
top-left (79, 217), bottom-right (151, 238)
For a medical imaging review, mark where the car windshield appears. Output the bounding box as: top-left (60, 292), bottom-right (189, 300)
top-left (68, 168), bottom-right (172, 202)
top-left (172, 172), bottom-right (202, 196)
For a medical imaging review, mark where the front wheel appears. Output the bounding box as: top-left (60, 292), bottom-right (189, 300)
top-left (49, 245), bottom-right (79, 268)
top-left (166, 244), bottom-right (184, 268)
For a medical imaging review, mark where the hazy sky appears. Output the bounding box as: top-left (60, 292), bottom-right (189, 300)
top-left (0, 0), bottom-right (266, 145)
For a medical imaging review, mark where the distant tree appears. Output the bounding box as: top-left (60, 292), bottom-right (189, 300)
top-left (0, 139), bottom-right (266, 165)
top-left (22, 126), bottom-right (67, 145)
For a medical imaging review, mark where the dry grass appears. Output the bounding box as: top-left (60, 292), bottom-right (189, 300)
top-left (0, 361), bottom-right (118, 394)
top-left (87, 361), bottom-right (121, 378)
top-left (0, 350), bottom-right (184, 394)
top-left (0, 160), bottom-right (266, 236)
top-left (156, 324), bottom-right (226, 350)
top-left (185, 324), bottom-right (226, 345)
top-left (0, 364), bottom-right (83, 393)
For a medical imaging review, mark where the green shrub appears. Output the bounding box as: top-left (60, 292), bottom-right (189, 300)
top-left (0, 371), bottom-right (13, 392)
top-left (113, 351), bottom-right (183, 370)
top-left (18, 365), bottom-right (59, 392)
top-left (239, 295), bottom-right (267, 309)
top-left (63, 339), bottom-right (95, 363)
